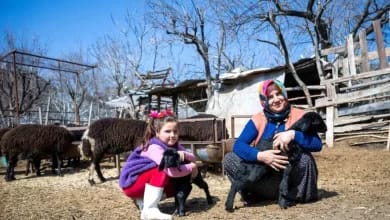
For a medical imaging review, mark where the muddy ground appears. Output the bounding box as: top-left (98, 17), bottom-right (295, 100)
top-left (1, 138), bottom-right (390, 220)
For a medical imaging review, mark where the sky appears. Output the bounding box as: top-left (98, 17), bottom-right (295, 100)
top-left (0, 0), bottom-right (146, 59)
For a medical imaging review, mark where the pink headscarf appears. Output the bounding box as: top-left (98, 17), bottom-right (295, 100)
top-left (258, 79), bottom-right (288, 107)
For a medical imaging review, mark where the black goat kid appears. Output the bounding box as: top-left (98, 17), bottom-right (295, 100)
top-left (225, 112), bottom-right (327, 211)
top-left (159, 148), bottom-right (213, 216)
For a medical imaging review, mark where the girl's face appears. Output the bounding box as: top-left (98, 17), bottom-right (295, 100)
top-left (266, 83), bottom-right (288, 113)
top-left (156, 121), bottom-right (179, 147)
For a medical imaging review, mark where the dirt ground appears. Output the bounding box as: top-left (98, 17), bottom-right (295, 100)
top-left (1, 138), bottom-right (390, 220)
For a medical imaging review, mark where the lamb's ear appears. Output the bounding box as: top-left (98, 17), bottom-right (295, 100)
top-left (299, 121), bottom-right (311, 132)
top-left (175, 157), bottom-right (181, 172)
top-left (159, 158), bottom-right (166, 171)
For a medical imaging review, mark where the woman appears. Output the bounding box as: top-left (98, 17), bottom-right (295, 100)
top-left (223, 79), bottom-right (323, 205)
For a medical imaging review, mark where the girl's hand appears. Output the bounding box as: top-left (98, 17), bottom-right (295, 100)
top-left (273, 130), bottom-right (295, 152)
top-left (177, 151), bottom-right (185, 162)
top-left (189, 162), bottom-right (199, 178)
top-left (257, 150), bottom-right (289, 171)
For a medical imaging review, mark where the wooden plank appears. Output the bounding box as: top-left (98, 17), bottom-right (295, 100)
top-left (341, 48), bottom-right (390, 67)
top-left (285, 85), bottom-right (326, 91)
top-left (342, 56), bottom-right (350, 77)
top-left (334, 113), bottom-right (390, 127)
top-left (321, 67), bottom-right (390, 84)
top-left (336, 134), bottom-right (386, 142)
top-left (359, 30), bottom-right (369, 72)
top-left (338, 100), bottom-right (390, 116)
top-left (373, 20), bottom-right (388, 69)
top-left (321, 42), bottom-right (360, 55)
top-left (347, 34), bottom-right (357, 76)
top-left (334, 115), bottom-right (373, 126)
top-left (326, 106), bottom-right (334, 147)
top-left (316, 83), bottom-right (390, 107)
top-left (334, 121), bottom-right (388, 133)
top-left (387, 123), bottom-right (390, 151)
top-left (350, 139), bottom-right (387, 146)
top-left (339, 77), bottom-right (390, 92)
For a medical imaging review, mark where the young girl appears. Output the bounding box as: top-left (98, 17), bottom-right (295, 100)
top-left (119, 109), bottom-right (198, 220)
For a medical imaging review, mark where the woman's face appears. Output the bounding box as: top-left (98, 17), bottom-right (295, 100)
top-left (266, 83), bottom-right (288, 113)
top-left (156, 121), bottom-right (179, 147)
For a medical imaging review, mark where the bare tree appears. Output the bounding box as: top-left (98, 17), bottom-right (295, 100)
top-left (217, 0), bottom-right (389, 106)
top-left (0, 32), bottom-right (50, 125)
top-left (59, 50), bottom-right (94, 125)
top-left (147, 0), bottom-right (216, 98)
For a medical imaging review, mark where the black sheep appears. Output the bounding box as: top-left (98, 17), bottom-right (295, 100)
top-left (159, 148), bottom-right (213, 217)
top-left (0, 124), bottom-right (75, 181)
top-left (225, 112), bottom-right (327, 211)
top-left (79, 118), bottom-right (147, 185)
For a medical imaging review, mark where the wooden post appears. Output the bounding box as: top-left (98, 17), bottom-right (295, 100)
top-left (326, 106), bottom-right (335, 148)
top-left (359, 30), bottom-right (369, 72)
top-left (12, 51), bottom-right (20, 125)
top-left (38, 107), bottom-right (42, 125)
top-left (45, 96), bottom-right (51, 125)
top-left (347, 34), bottom-right (357, 89)
top-left (88, 102), bottom-right (93, 126)
top-left (116, 154), bottom-right (121, 177)
top-left (386, 123), bottom-right (390, 151)
top-left (373, 19), bottom-right (388, 69)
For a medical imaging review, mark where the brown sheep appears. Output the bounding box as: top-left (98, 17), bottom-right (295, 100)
top-left (179, 114), bottom-right (228, 142)
top-left (79, 118), bottom-right (147, 185)
top-left (0, 124), bottom-right (75, 181)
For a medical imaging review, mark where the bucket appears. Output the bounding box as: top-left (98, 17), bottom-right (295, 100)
top-left (195, 144), bottom-right (222, 163)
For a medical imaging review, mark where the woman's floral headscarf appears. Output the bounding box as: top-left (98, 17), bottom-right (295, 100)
top-left (258, 79), bottom-right (287, 107)
top-left (258, 79), bottom-right (290, 122)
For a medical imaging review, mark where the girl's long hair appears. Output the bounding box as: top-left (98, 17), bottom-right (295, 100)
top-left (141, 115), bottom-right (178, 150)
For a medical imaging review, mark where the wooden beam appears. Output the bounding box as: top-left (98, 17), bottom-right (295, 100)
top-left (321, 67), bottom-right (390, 84)
top-left (359, 30), bottom-right (369, 72)
top-left (337, 100), bottom-right (390, 116)
top-left (347, 34), bottom-right (357, 76)
top-left (316, 83), bottom-right (390, 107)
top-left (321, 42), bottom-right (360, 55)
top-left (326, 106), bottom-right (334, 147)
top-left (373, 20), bottom-right (388, 69)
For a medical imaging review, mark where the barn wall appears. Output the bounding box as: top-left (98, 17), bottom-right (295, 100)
top-left (205, 72), bottom-right (284, 137)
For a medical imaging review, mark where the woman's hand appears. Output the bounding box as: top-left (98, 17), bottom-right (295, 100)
top-left (273, 130), bottom-right (295, 152)
top-left (257, 150), bottom-right (289, 171)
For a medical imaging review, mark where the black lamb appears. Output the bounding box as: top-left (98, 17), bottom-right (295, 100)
top-left (225, 112), bottom-right (327, 211)
top-left (79, 118), bottom-right (147, 185)
top-left (159, 148), bottom-right (213, 217)
top-left (0, 124), bottom-right (75, 181)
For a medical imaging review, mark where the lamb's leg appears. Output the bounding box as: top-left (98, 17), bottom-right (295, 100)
top-left (32, 157), bottom-right (41, 176)
top-left (192, 172), bottom-right (213, 204)
top-left (5, 154), bottom-right (17, 181)
top-left (175, 182), bottom-right (192, 216)
top-left (54, 154), bottom-right (63, 176)
top-left (278, 164), bottom-right (294, 209)
top-left (225, 180), bottom-right (245, 212)
top-left (94, 153), bottom-right (106, 183)
top-left (88, 159), bottom-right (96, 185)
top-left (25, 159), bottom-right (31, 176)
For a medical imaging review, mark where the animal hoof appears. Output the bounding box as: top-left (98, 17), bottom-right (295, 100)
top-left (88, 179), bottom-right (96, 185)
top-left (178, 212), bottom-right (185, 217)
top-left (278, 198), bottom-right (294, 209)
top-left (225, 207), bottom-right (234, 212)
top-left (5, 176), bottom-right (15, 181)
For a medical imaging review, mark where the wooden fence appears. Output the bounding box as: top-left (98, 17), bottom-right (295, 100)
top-left (316, 19), bottom-right (390, 149)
